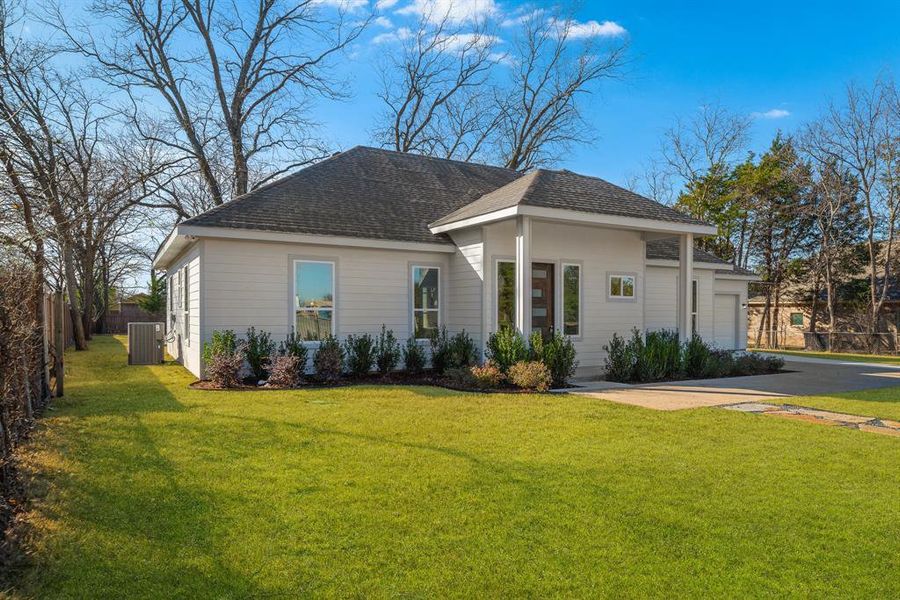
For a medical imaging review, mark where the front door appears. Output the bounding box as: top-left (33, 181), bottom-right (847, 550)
top-left (531, 262), bottom-right (555, 337)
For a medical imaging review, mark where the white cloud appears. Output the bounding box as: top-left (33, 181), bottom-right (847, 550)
top-left (373, 26), bottom-right (413, 44)
top-left (752, 108), bottom-right (791, 119)
top-left (396, 0), bottom-right (499, 24)
top-left (374, 16), bottom-right (393, 27)
top-left (557, 19), bottom-right (627, 39)
top-left (376, 0), bottom-right (399, 8)
top-left (500, 8), bottom-right (544, 28)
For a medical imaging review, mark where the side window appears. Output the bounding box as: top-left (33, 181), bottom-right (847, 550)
top-left (295, 260), bottom-right (335, 341)
top-left (691, 279), bottom-right (698, 335)
top-left (562, 264), bottom-right (580, 336)
top-left (412, 266), bottom-right (440, 339)
top-left (496, 260), bottom-right (515, 330)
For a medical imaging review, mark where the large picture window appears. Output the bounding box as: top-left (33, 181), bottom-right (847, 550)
top-left (294, 260), bottom-right (335, 341)
top-left (562, 264), bottom-right (580, 336)
top-left (497, 260), bottom-right (515, 330)
top-left (412, 266), bottom-right (440, 339)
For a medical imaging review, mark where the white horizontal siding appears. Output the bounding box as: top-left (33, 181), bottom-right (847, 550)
top-left (165, 242), bottom-right (202, 377)
top-left (202, 238), bottom-right (450, 347)
top-left (447, 230), bottom-right (484, 349)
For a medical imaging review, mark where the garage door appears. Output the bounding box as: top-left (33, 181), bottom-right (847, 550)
top-left (713, 294), bottom-right (738, 349)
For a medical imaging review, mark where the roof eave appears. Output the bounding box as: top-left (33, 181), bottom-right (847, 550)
top-left (429, 205), bottom-right (718, 236)
top-left (152, 225), bottom-right (195, 271)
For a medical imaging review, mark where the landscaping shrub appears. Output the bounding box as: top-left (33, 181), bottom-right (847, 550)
top-left (485, 326), bottom-right (527, 372)
top-left (244, 327), bottom-right (275, 381)
top-left (470, 361), bottom-right (503, 389)
top-left (375, 325), bottom-right (401, 376)
top-left (448, 330), bottom-right (478, 369)
top-left (445, 366), bottom-right (476, 389)
top-left (206, 345), bottom-right (245, 388)
top-left (603, 332), bottom-right (633, 382)
top-left (705, 349), bottom-right (736, 379)
top-left (402, 337), bottom-right (426, 374)
top-left (278, 330), bottom-right (309, 372)
top-left (683, 334), bottom-right (712, 379)
top-left (530, 331), bottom-right (579, 387)
top-left (202, 329), bottom-right (238, 363)
top-left (429, 326), bottom-right (451, 374)
top-left (314, 335), bottom-right (344, 383)
top-left (626, 328), bottom-right (647, 382)
top-left (344, 333), bottom-right (376, 376)
top-left (266, 354), bottom-right (302, 388)
top-left (733, 353), bottom-right (784, 375)
top-left (639, 330), bottom-right (681, 382)
top-left (508, 360), bottom-right (552, 392)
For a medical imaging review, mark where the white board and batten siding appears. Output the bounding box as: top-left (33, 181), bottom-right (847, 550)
top-left (448, 230), bottom-right (484, 349)
top-left (713, 277), bottom-right (750, 350)
top-left (644, 266), bottom-right (715, 341)
top-left (165, 242), bottom-right (202, 376)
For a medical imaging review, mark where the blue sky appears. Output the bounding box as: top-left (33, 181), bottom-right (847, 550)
top-left (316, 0), bottom-right (900, 186)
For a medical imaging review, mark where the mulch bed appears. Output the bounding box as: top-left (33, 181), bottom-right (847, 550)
top-left (188, 372), bottom-right (566, 394)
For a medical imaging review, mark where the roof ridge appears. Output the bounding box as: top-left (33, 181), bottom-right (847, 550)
top-left (352, 145), bottom-right (518, 174)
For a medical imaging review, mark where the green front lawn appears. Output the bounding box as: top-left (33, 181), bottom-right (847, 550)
top-left (757, 348), bottom-right (900, 365)
top-left (15, 336), bottom-right (900, 598)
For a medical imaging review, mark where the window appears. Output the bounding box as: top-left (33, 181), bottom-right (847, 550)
top-left (183, 266), bottom-right (190, 344)
top-left (412, 266), bottom-right (440, 339)
top-left (562, 264), bottom-right (580, 336)
top-left (691, 279), bottom-right (698, 335)
top-left (168, 275), bottom-right (175, 326)
top-left (294, 260), bottom-right (335, 341)
top-left (608, 274), bottom-right (635, 299)
top-left (497, 260), bottom-right (515, 329)
top-left (790, 312), bottom-right (804, 327)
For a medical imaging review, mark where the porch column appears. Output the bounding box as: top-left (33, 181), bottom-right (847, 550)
top-left (678, 232), bottom-right (694, 343)
top-left (515, 215), bottom-right (532, 339)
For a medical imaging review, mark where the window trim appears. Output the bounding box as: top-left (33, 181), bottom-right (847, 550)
top-left (292, 258), bottom-right (337, 343)
top-left (560, 261), bottom-right (582, 338)
top-left (410, 264), bottom-right (442, 341)
top-left (790, 312), bottom-right (804, 327)
top-left (607, 272), bottom-right (637, 302)
top-left (182, 266), bottom-right (190, 345)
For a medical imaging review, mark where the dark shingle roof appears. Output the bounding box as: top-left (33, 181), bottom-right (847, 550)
top-left (430, 169), bottom-right (708, 228)
top-left (183, 146), bottom-right (521, 244)
top-left (645, 238), bottom-right (730, 265)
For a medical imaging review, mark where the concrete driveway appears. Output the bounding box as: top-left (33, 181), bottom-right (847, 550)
top-left (568, 356), bottom-right (900, 410)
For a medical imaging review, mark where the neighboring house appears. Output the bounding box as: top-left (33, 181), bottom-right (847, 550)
top-left (152, 147), bottom-right (757, 378)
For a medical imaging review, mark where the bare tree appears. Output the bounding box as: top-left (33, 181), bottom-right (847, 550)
top-left (495, 9), bottom-right (627, 171)
top-left (808, 79), bottom-right (900, 343)
top-left (53, 0), bottom-right (371, 209)
top-left (374, 9), bottom-right (500, 161)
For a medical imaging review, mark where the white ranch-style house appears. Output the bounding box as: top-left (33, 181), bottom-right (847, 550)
top-left (153, 147), bottom-right (756, 378)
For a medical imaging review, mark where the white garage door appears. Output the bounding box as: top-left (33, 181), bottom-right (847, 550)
top-left (713, 294), bottom-right (738, 349)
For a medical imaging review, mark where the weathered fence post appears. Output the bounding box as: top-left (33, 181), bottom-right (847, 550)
top-left (42, 292), bottom-right (51, 401)
top-left (54, 291), bottom-right (64, 397)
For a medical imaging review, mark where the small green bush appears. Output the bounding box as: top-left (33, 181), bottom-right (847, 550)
top-left (429, 326), bottom-right (451, 374)
top-left (448, 330), bottom-right (478, 369)
top-left (402, 337), bottom-right (426, 375)
top-left (344, 333), bottom-right (376, 376)
top-left (374, 325), bottom-right (401, 376)
top-left (508, 360), bottom-right (552, 392)
top-left (202, 329), bottom-right (237, 363)
top-left (683, 334), bottom-right (712, 379)
top-left (470, 361), bottom-right (503, 389)
top-left (485, 327), bottom-right (527, 372)
top-left (244, 327), bottom-right (275, 381)
top-left (733, 353), bottom-right (784, 376)
top-left (313, 335), bottom-right (344, 383)
top-left (531, 331), bottom-right (579, 387)
top-left (639, 330), bottom-right (681, 382)
top-left (603, 332), bottom-right (633, 382)
top-left (278, 331), bottom-right (309, 379)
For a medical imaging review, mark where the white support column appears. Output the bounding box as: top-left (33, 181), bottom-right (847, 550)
top-left (678, 232), bottom-right (694, 342)
top-left (515, 215), bottom-right (532, 339)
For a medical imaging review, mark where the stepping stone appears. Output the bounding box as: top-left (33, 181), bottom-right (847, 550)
top-left (722, 403), bottom-right (779, 413)
top-left (858, 424), bottom-right (900, 437)
top-left (790, 407), bottom-right (873, 424)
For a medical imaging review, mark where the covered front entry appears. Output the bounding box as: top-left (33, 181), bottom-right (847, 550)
top-left (531, 262), bottom-right (555, 336)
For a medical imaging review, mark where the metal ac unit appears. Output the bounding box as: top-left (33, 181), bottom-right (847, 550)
top-left (128, 322), bottom-right (165, 365)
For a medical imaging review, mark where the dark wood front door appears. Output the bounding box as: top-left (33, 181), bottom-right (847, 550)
top-left (531, 262), bottom-right (555, 337)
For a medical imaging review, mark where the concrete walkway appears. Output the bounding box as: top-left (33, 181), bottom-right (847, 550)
top-left (722, 402), bottom-right (900, 436)
top-left (568, 357), bottom-right (900, 411)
